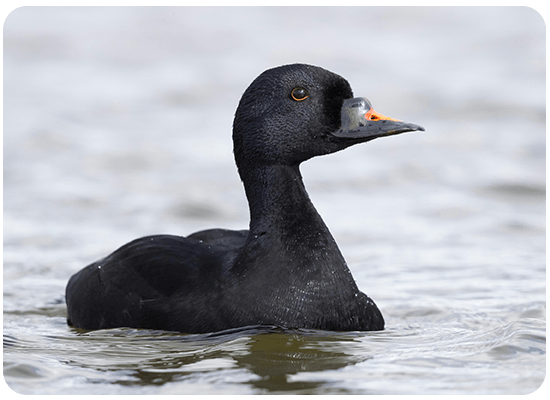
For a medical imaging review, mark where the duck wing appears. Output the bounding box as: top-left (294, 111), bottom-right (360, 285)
top-left (187, 228), bottom-right (248, 250)
top-left (66, 234), bottom-right (223, 331)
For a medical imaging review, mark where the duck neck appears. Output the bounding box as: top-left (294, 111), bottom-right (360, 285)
top-left (233, 163), bottom-right (358, 293)
top-left (241, 164), bottom-right (325, 236)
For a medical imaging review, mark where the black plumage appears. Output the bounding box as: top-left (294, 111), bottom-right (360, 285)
top-left (66, 64), bottom-right (424, 333)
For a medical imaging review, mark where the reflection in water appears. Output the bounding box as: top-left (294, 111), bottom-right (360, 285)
top-left (56, 326), bottom-right (372, 393)
top-left (233, 329), bottom-right (369, 392)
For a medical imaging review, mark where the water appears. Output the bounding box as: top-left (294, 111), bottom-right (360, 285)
top-left (3, 6), bottom-right (546, 395)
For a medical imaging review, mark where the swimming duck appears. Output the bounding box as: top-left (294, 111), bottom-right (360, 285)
top-left (66, 64), bottom-right (424, 334)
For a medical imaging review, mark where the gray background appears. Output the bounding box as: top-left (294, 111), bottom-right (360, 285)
top-left (3, 6), bottom-right (545, 395)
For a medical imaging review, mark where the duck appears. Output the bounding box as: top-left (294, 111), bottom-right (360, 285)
top-left (65, 63), bottom-right (424, 334)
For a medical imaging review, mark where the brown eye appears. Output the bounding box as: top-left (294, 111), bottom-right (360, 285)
top-left (291, 87), bottom-right (308, 101)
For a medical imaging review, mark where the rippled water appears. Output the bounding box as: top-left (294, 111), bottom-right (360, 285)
top-left (3, 6), bottom-right (546, 395)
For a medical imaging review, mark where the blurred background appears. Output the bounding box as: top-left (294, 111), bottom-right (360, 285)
top-left (3, 6), bottom-right (546, 395)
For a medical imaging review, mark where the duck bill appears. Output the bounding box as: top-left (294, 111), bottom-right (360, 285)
top-left (332, 97), bottom-right (425, 141)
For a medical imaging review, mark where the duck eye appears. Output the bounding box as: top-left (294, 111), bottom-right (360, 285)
top-left (291, 87), bottom-right (308, 101)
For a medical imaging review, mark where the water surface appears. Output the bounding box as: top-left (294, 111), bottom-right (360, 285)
top-left (3, 6), bottom-right (546, 395)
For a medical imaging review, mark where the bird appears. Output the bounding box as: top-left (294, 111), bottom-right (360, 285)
top-left (65, 63), bottom-right (424, 334)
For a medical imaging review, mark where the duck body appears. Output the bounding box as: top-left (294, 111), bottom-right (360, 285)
top-left (66, 64), bottom-right (424, 333)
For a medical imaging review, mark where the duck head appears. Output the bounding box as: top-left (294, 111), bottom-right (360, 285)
top-left (233, 64), bottom-right (424, 173)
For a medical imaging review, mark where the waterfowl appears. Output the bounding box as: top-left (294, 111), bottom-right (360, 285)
top-left (66, 64), bottom-right (424, 334)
